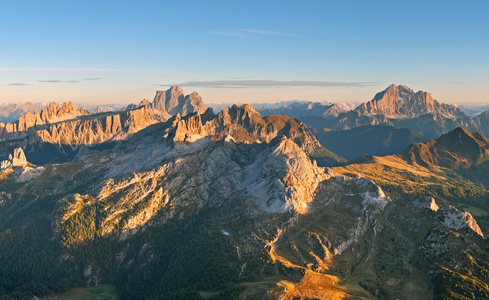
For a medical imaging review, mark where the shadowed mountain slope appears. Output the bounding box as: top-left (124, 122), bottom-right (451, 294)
top-left (312, 125), bottom-right (425, 160)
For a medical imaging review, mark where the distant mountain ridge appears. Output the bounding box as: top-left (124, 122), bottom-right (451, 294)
top-left (313, 125), bottom-right (426, 160)
top-left (0, 102), bottom-right (43, 123)
top-left (258, 101), bottom-right (345, 120)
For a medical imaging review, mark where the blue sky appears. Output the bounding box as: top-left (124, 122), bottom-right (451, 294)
top-left (1, 0), bottom-right (488, 105)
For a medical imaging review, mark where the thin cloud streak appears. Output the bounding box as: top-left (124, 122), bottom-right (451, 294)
top-left (0, 67), bottom-right (142, 73)
top-left (82, 77), bottom-right (103, 81)
top-left (38, 80), bottom-right (63, 83)
top-left (240, 29), bottom-right (284, 36)
top-left (209, 30), bottom-right (244, 37)
top-left (7, 83), bottom-right (31, 86)
top-left (210, 28), bottom-right (290, 37)
top-left (166, 80), bottom-right (376, 88)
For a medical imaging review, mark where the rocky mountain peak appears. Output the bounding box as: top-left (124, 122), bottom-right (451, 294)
top-left (201, 107), bottom-right (216, 124)
top-left (151, 86), bottom-right (206, 117)
top-left (434, 127), bottom-right (489, 164)
top-left (399, 127), bottom-right (489, 178)
top-left (356, 84), bottom-right (464, 119)
top-left (222, 104), bottom-right (262, 122)
top-left (39, 101), bottom-right (87, 122)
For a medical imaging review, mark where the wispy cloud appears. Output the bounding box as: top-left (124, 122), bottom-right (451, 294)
top-left (209, 30), bottom-right (245, 37)
top-left (0, 67), bottom-right (141, 73)
top-left (210, 28), bottom-right (291, 37)
top-left (38, 80), bottom-right (63, 83)
top-left (240, 29), bottom-right (284, 36)
top-left (81, 77), bottom-right (103, 81)
top-left (228, 76), bottom-right (255, 79)
top-left (7, 77), bottom-right (103, 86)
top-left (159, 80), bottom-right (375, 88)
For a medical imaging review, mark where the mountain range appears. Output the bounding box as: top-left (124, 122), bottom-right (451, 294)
top-left (266, 84), bottom-right (489, 159)
top-left (1, 86), bottom-right (489, 299)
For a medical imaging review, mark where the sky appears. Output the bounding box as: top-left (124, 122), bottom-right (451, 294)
top-left (1, 0), bottom-right (488, 106)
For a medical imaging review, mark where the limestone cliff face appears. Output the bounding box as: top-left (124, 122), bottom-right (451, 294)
top-left (356, 84), bottom-right (465, 119)
top-left (32, 106), bottom-right (155, 146)
top-left (173, 113), bottom-right (207, 143)
top-left (0, 102), bottom-right (90, 141)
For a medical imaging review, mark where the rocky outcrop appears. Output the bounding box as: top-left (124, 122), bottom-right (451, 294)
top-left (1, 147), bottom-right (27, 169)
top-left (440, 205), bottom-right (484, 237)
top-left (173, 113), bottom-right (207, 143)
